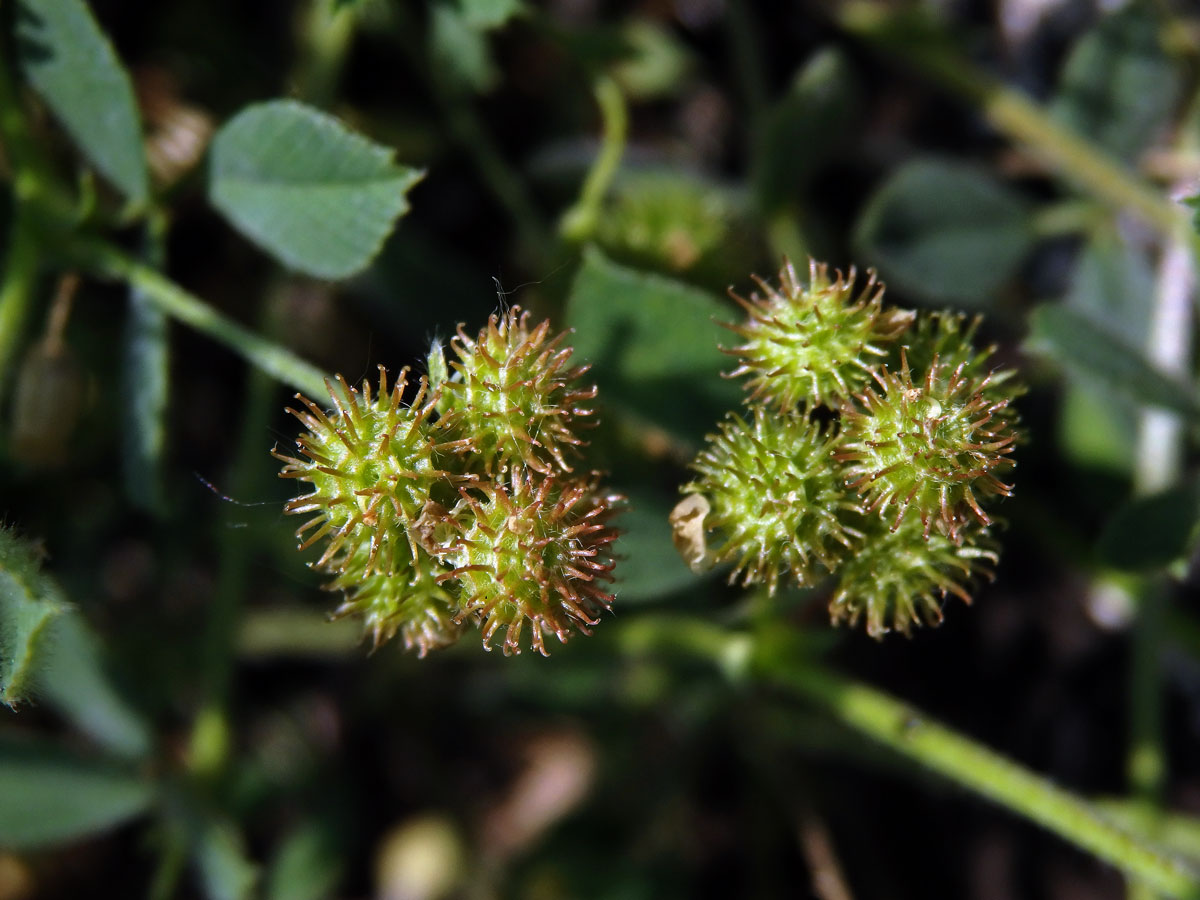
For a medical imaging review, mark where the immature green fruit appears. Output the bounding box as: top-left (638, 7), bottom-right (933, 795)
top-left (439, 472), bottom-right (620, 656)
top-left (275, 367), bottom-right (467, 574)
top-left (595, 170), bottom-right (735, 275)
top-left (837, 352), bottom-right (1018, 542)
top-left (327, 535), bottom-right (463, 656)
top-left (432, 306), bottom-right (596, 475)
top-left (678, 408), bottom-right (862, 593)
top-left (723, 259), bottom-right (914, 409)
top-left (276, 367), bottom-right (474, 652)
top-left (828, 514), bottom-right (999, 638)
top-left (899, 311), bottom-right (1022, 417)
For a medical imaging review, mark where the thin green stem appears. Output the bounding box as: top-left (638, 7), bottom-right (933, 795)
top-left (1029, 200), bottom-right (1107, 238)
top-left (759, 656), bottom-right (1200, 899)
top-left (65, 237), bottom-right (330, 398)
top-left (122, 211), bottom-right (170, 514)
top-left (0, 206), bottom-right (42, 397)
top-left (837, 2), bottom-right (1195, 251)
top-left (560, 76), bottom-right (628, 243)
top-left (0, 39), bottom-right (47, 396)
top-left (618, 617), bottom-right (1200, 898)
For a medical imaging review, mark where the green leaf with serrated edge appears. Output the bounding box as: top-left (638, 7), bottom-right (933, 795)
top-left (0, 530), bottom-right (69, 707)
top-left (16, 0), bottom-right (149, 204)
top-left (38, 612), bottom-right (153, 760)
top-left (1049, 3), bottom-right (1179, 163)
top-left (265, 822), bottom-right (344, 900)
top-left (753, 47), bottom-right (861, 214)
top-left (0, 734), bottom-right (154, 848)
top-left (209, 100), bottom-right (423, 280)
top-left (565, 247), bottom-right (740, 445)
top-left (1026, 304), bottom-right (1200, 419)
top-left (1097, 481), bottom-right (1200, 572)
top-left (854, 158), bottom-right (1034, 307)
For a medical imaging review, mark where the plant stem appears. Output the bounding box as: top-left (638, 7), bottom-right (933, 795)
top-left (618, 617), bottom-right (1200, 895)
top-left (560, 76), bottom-right (628, 243)
top-left (837, 2), bottom-right (1195, 250)
top-left (0, 43), bottom-right (47, 397)
top-left (0, 205), bottom-right (41, 398)
top-left (759, 657), bottom-right (1200, 899)
top-left (1127, 202), bottom-right (1196, 900)
top-left (123, 212), bottom-right (171, 514)
top-left (65, 237), bottom-right (330, 398)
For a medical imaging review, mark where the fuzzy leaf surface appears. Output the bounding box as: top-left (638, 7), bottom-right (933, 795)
top-left (0, 531), bottom-right (70, 707)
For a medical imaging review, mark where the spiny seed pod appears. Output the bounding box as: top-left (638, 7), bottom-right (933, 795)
top-left (327, 536), bottom-right (463, 657)
top-left (439, 472), bottom-right (620, 656)
top-left (595, 170), bottom-right (735, 274)
top-left (432, 306), bottom-right (596, 475)
top-left (678, 408), bottom-right (863, 593)
top-left (828, 515), bottom-right (999, 639)
top-left (723, 259), bottom-right (914, 410)
top-left (899, 311), bottom-right (1022, 417)
top-left (275, 367), bottom-right (469, 575)
top-left (836, 351), bottom-right (1018, 542)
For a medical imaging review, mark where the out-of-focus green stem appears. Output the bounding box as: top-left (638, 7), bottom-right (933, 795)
top-left (837, 2), bottom-right (1193, 248)
top-left (0, 46), bottom-right (46, 396)
top-left (1126, 177), bottom-right (1197, 900)
top-left (759, 656), bottom-right (1200, 899)
top-left (618, 617), bottom-right (1200, 898)
top-left (0, 206), bottom-right (41, 397)
top-left (66, 237), bottom-right (330, 398)
top-left (560, 77), bottom-right (628, 243)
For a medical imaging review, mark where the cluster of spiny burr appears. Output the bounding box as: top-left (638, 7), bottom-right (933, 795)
top-left (673, 260), bottom-right (1022, 638)
top-left (275, 307), bottom-right (621, 657)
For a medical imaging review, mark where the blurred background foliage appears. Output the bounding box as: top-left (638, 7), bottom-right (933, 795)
top-left (3, 0), bottom-right (1200, 898)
